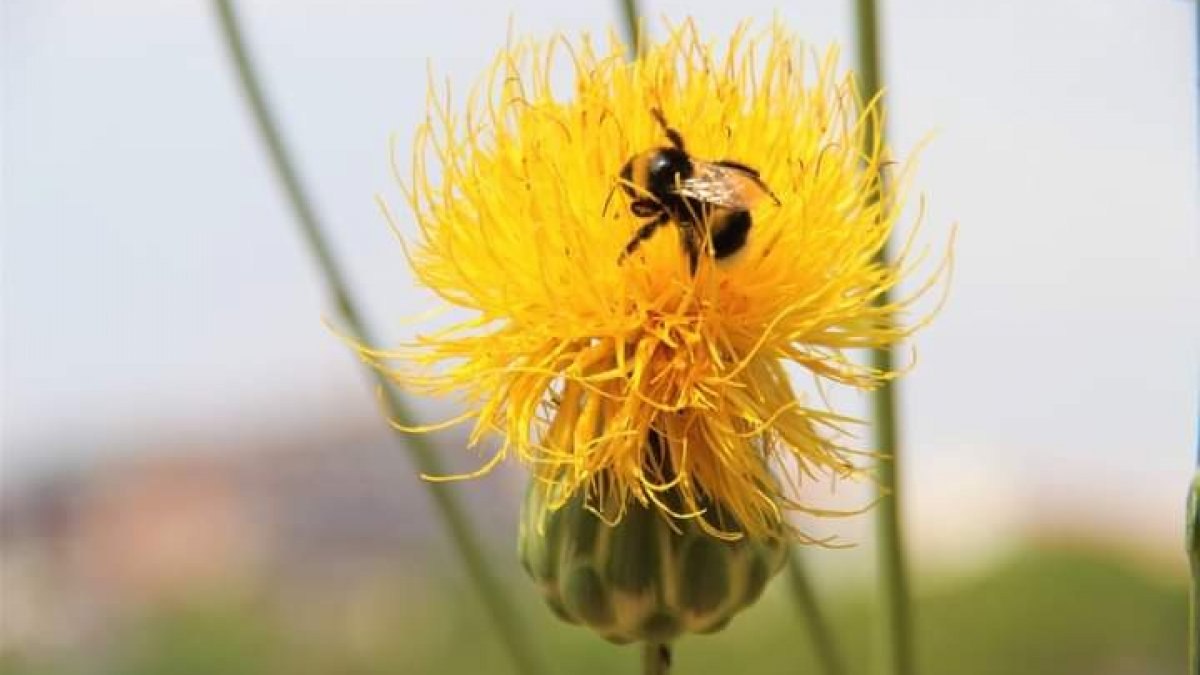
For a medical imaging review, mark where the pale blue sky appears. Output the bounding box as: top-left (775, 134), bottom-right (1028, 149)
top-left (3, 1), bottom-right (1197, 553)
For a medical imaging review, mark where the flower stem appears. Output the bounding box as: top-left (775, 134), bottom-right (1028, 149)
top-left (870, 373), bottom-right (914, 675)
top-left (786, 551), bottom-right (848, 675)
top-left (642, 642), bottom-right (671, 675)
top-left (1188, 21), bottom-right (1198, 674)
top-left (851, 1), bottom-right (915, 674)
top-left (616, 0), bottom-right (641, 57)
top-left (210, 3), bottom-right (547, 674)
top-left (1188, 468), bottom-right (1199, 675)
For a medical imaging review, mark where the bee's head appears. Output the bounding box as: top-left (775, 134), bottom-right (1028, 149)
top-left (645, 147), bottom-right (692, 197)
top-left (620, 147), bottom-right (692, 201)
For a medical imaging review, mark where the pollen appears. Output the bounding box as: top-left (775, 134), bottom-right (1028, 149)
top-left (358, 20), bottom-right (947, 540)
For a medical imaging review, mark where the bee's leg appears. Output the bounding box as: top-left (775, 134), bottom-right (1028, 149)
top-left (630, 199), bottom-right (660, 218)
top-left (681, 228), bottom-right (702, 275)
top-left (618, 213), bottom-right (670, 263)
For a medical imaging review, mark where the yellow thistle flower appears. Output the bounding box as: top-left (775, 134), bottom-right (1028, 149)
top-left (361, 20), bottom-right (944, 541)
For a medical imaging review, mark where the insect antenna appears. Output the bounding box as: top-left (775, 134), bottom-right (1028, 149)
top-left (651, 107), bottom-right (686, 152)
top-left (602, 181), bottom-right (618, 216)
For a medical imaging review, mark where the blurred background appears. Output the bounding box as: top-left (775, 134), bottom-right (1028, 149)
top-left (3, 1), bottom-right (1197, 674)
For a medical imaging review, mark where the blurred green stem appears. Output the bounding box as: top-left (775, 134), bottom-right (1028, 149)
top-left (786, 552), bottom-right (848, 675)
top-left (210, 3), bottom-right (547, 674)
top-left (1189, 15), bottom-right (1198, 674)
top-left (617, 0), bottom-right (641, 56)
top-left (1188, 470), bottom-right (1199, 674)
top-left (643, 643), bottom-right (671, 675)
top-left (852, 1), bottom-right (914, 674)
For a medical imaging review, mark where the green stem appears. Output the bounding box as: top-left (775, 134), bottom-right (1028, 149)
top-left (852, 1), bottom-right (914, 674)
top-left (642, 642), bottom-right (671, 675)
top-left (1189, 16), bottom-right (1198, 673)
top-left (871, 375), bottom-right (913, 675)
top-left (786, 551), bottom-right (848, 675)
top-left (617, 0), bottom-right (642, 57)
top-left (210, 3), bottom-right (547, 674)
top-left (1188, 469), bottom-right (1199, 675)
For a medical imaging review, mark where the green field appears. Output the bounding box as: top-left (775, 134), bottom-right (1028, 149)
top-left (4, 544), bottom-right (1184, 675)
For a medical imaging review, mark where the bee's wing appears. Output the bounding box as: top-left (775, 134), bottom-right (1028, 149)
top-left (675, 160), bottom-right (781, 209)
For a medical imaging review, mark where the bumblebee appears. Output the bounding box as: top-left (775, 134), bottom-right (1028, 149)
top-left (614, 109), bottom-right (780, 273)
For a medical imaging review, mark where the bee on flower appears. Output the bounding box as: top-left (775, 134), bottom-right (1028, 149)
top-left (356, 20), bottom-right (947, 642)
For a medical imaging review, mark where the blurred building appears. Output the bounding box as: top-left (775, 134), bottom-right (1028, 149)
top-left (0, 422), bottom-right (521, 662)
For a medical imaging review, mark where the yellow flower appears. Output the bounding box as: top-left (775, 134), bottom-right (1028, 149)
top-left (361, 21), bottom-right (944, 540)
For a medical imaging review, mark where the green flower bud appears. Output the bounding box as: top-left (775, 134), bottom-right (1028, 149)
top-left (518, 481), bottom-right (787, 644)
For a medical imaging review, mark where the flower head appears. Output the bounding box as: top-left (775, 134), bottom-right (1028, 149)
top-left (362, 21), bottom-right (944, 540)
